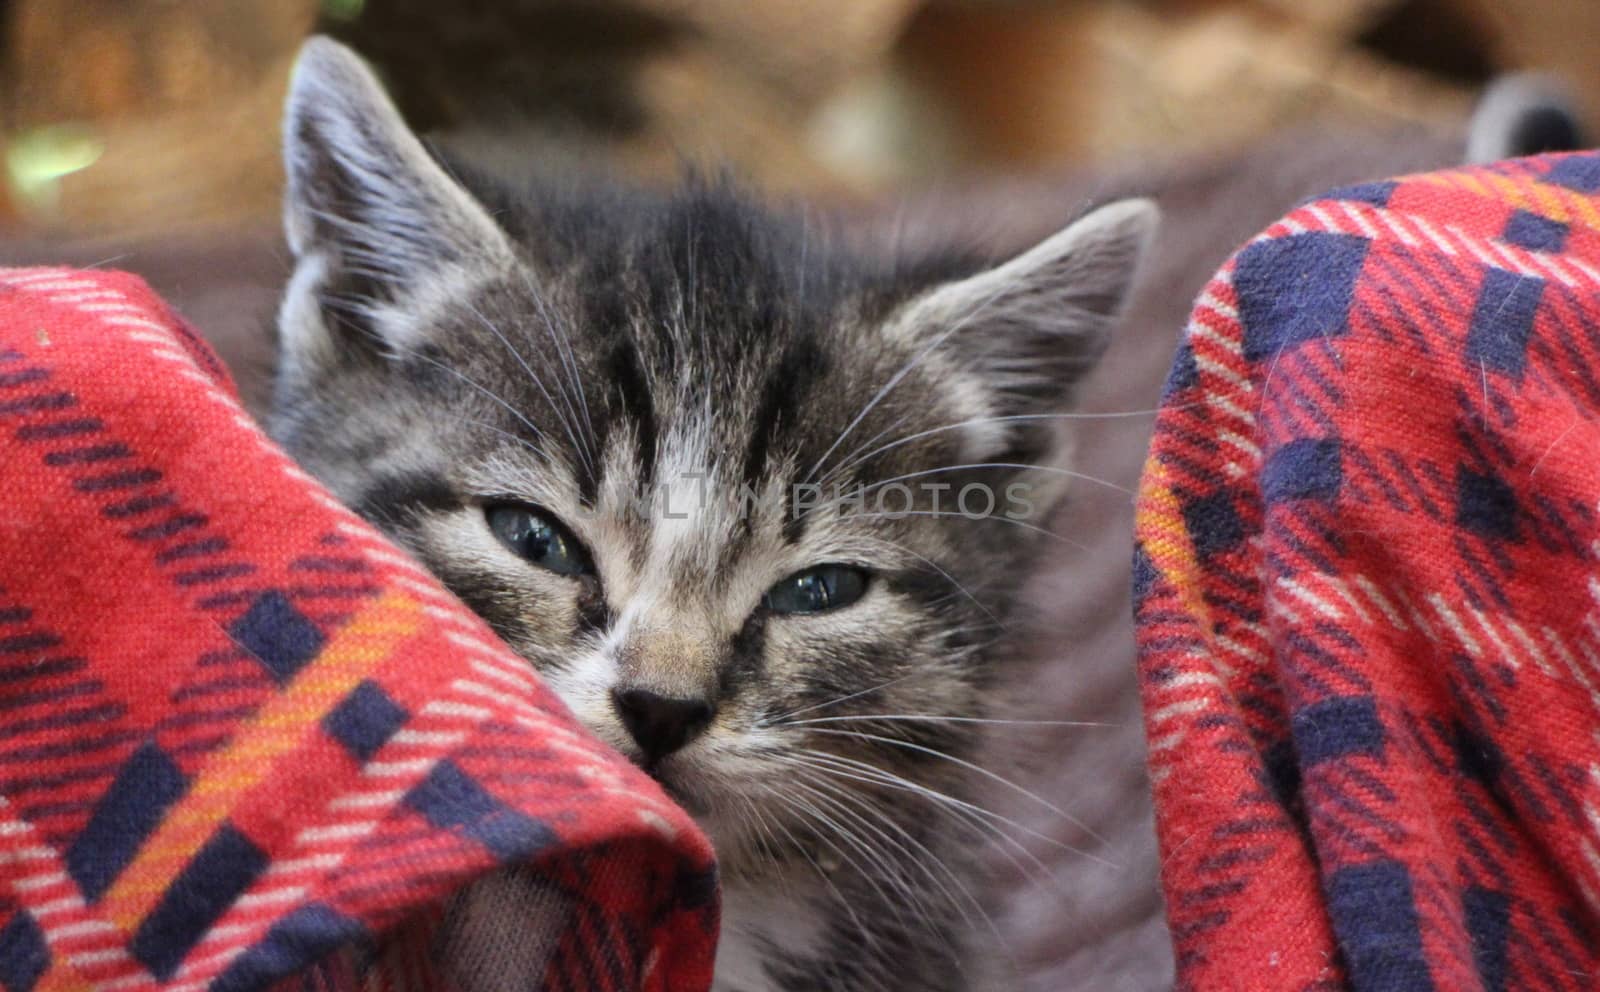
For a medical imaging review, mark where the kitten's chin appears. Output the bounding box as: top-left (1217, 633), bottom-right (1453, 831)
top-left (639, 753), bottom-right (713, 816)
top-left (639, 755), bottom-right (782, 877)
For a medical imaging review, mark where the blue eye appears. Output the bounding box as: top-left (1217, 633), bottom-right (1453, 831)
top-left (486, 505), bottom-right (593, 577)
top-left (762, 565), bottom-right (870, 615)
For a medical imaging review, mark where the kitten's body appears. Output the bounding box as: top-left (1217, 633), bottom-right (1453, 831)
top-left (271, 39), bottom-right (1154, 990)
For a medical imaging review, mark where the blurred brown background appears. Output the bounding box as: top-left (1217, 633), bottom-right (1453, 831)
top-left (3, 0), bottom-right (1596, 239)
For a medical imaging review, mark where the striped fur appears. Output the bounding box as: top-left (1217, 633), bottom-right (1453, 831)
top-left (271, 38), bottom-right (1154, 991)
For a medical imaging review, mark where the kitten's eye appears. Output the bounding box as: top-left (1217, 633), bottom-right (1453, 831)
top-left (486, 505), bottom-right (593, 577)
top-left (762, 565), bottom-right (869, 615)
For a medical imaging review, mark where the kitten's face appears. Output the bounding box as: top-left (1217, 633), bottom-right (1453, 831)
top-left (272, 39), bottom-right (1155, 873)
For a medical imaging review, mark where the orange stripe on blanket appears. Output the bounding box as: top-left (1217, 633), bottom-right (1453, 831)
top-left (35, 967), bottom-right (94, 992)
top-left (98, 589), bottom-right (424, 933)
top-left (1415, 169), bottom-right (1600, 233)
top-left (1134, 458), bottom-right (1210, 630)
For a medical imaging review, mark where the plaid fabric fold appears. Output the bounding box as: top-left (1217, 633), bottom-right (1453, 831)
top-left (1134, 152), bottom-right (1600, 990)
top-left (0, 268), bottom-right (717, 992)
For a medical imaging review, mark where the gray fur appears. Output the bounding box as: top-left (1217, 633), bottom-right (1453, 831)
top-left (272, 37), bottom-right (1155, 991)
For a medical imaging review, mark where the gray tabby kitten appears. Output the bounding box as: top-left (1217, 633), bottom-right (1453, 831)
top-left (271, 38), bottom-right (1155, 991)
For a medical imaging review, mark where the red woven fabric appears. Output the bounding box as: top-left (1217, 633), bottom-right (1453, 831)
top-left (1134, 153), bottom-right (1600, 989)
top-left (0, 268), bottom-right (717, 992)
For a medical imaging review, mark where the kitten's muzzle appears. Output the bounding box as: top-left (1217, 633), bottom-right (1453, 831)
top-left (611, 687), bottom-right (714, 766)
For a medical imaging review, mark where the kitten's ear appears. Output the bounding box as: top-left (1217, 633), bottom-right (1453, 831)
top-left (899, 198), bottom-right (1158, 455)
top-left (279, 37), bottom-right (512, 362)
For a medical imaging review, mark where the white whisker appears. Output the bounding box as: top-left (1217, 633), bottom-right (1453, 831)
top-left (517, 267), bottom-right (598, 469)
top-left (801, 728), bottom-right (1116, 857)
top-left (786, 747), bottom-right (1104, 867)
top-left (828, 407), bottom-right (1186, 483)
top-left (769, 785), bottom-right (919, 940)
top-left (872, 536), bottom-right (1004, 629)
top-left (747, 785), bottom-right (877, 947)
top-left (763, 672), bottom-right (924, 725)
top-left (788, 773), bottom-right (985, 950)
top-left (847, 461), bottom-right (1134, 499)
top-left (833, 511), bottom-right (1088, 550)
top-left (458, 416), bottom-right (552, 463)
top-left (464, 301), bottom-right (595, 481)
top-left (780, 714), bottom-right (1116, 729)
top-left (403, 348), bottom-right (554, 453)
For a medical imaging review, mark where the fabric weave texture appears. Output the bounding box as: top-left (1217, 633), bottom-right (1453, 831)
top-left (1135, 151), bottom-right (1600, 990)
top-left (0, 268), bottom-right (718, 992)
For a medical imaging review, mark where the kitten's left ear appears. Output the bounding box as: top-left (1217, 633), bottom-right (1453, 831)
top-left (279, 37), bottom-right (513, 361)
top-left (899, 198), bottom-right (1158, 454)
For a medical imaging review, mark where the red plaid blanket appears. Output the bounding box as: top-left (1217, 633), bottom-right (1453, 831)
top-left (1136, 152), bottom-right (1600, 989)
top-left (0, 268), bottom-right (717, 991)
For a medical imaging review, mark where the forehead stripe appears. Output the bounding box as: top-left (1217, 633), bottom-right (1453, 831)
top-left (741, 334), bottom-right (829, 487)
top-left (604, 339), bottom-right (658, 495)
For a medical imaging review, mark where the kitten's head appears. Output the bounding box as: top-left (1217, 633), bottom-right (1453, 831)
top-left (273, 38), bottom-right (1155, 870)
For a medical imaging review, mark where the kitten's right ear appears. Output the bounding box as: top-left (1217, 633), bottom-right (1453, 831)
top-left (279, 37), bottom-right (513, 364)
top-left (895, 198), bottom-right (1157, 450)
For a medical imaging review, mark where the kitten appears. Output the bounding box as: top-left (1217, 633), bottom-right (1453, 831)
top-left (270, 38), bottom-right (1155, 991)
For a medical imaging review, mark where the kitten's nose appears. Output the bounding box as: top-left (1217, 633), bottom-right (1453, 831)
top-left (611, 687), bottom-right (714, 764)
